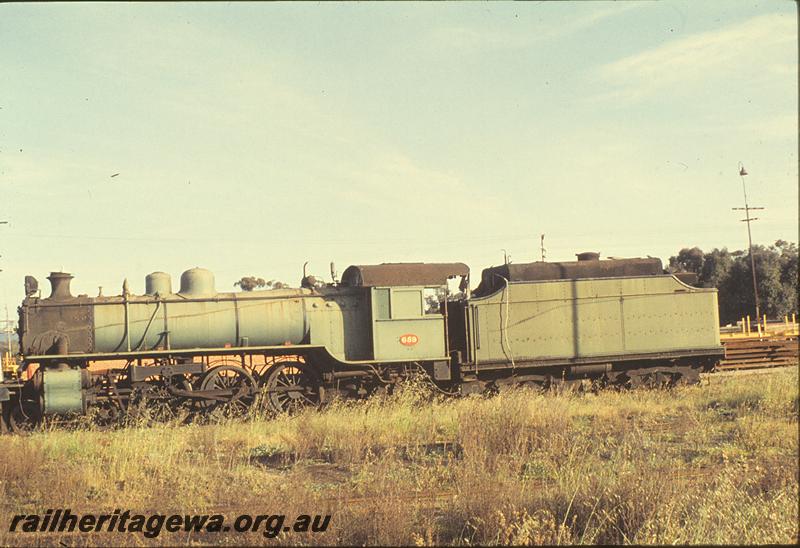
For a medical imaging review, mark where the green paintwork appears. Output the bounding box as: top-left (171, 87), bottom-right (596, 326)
top-left (91, 284), bottom-right (444, 363)
top-left (43, 269), bottom-right (721, 369)
top-left (469, 275), bottom-right (720, 364)
top-left (370, 287), bottom-right (446, 361)
top-left (90, 286), bottom-right (376, 363)
top-left (42, 369), bottom-right (83, 415)
top-left (93, 291), bottom-right (308, 352)
top-left (305, 289), bottom-right (373, 361)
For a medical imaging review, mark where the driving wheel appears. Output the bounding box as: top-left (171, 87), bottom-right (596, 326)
top-left (261, 361), bottom-right (321, 414)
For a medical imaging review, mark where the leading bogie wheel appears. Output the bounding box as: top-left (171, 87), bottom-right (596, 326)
top-left (3, 397), bottom-right (40, 434)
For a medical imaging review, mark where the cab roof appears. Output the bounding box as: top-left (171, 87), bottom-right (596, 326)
top-left (341, 263), bottom-right (469, 287)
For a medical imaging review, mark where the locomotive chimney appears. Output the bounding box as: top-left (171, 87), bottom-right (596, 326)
top-left (47, 272), bottom-right (74, 301)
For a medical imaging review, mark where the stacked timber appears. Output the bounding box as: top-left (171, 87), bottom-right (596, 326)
top-left (717, 336), bottom-right (799, 370)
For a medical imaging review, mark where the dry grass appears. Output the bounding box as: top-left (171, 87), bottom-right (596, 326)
top-left (0, 368), bottom-right (797, 546)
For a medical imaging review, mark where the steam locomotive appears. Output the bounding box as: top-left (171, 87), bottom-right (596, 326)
top-left (0, 253), bottom-right (723, 432)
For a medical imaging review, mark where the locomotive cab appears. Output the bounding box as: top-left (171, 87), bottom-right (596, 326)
top-left (368, 285), bottom-right (446, 361)
top-left (340, 263), bottom-right (469, 363)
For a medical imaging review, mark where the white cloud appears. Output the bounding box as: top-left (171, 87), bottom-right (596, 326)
top-left (422, 3), bottom-right (644, 52)
top-left (426, 26), bottom-right (534, 51)
top-left (543, 2), bottom-right (645, 40)
top-left (684, 112), bottom-right (799, 141)
top-left (593, 12), bottom-right (797, 102)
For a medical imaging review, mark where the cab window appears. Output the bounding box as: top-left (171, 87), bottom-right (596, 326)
top-left (392, 289), bottom-right (423, 318)
top-left (373, 288), bottom-right (391, 320)
top-left (423, 287), bottom-right (446, 315)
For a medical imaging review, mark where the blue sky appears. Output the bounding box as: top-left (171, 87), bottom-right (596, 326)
top-left (0, 1), bottom-right (797, 310)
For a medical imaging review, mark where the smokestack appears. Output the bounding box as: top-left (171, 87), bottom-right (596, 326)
top-left (47, 272), bottom-right (74, 301)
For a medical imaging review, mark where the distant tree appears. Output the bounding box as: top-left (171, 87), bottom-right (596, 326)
top-left (235, 277), bottom-right (289, 291)
top-left (234, 277), bottom-right (266, 291)
top-left (668, 247), bottom-right (704, 274)
top-left (424, 295), bottom-right (440, 314)
top-left (423, 287), bottom-right (448, 314)
top-left (671, 241), bottom-right (798, 325)
top-left (698, 248), bottom-right (733, 290)
top-left (719, 244), bottom-right (783, 324)
top-left (774, 240), bottom-right (798, 316)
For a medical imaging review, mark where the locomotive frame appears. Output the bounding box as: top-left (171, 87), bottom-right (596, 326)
top-left (1, 254), bottom-right (724, 432)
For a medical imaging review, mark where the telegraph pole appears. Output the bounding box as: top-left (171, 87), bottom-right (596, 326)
top-left (1, 306), bottom-right (15, 372)
top-left (732, 163), bottom-right (763, 320)
top-left (2, 306), bottom-right (13, 347)
top-left (1, 221), bottom-right (8, 366)
top-left (539, 234), bottom-right (546, 262)
top-left (0, 220), bottom-right (6, 273)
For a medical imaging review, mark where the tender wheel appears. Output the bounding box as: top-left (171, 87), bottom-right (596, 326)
top-left (673, 365), bottom-right (701, 386)
top-left (199, 365), bottom-right (257, 417)
top-left (261, 361), bottom-right (321, 414)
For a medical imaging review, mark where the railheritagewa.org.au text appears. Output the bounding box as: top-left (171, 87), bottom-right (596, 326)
top-left (8, 509), bottom-right (331, 539)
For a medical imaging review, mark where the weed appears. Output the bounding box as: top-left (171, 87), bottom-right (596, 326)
top-left (0, 368), bottom-right (796, 545)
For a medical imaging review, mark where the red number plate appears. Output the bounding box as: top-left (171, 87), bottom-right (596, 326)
top-left (399, 334), bottom-right (419, 346)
